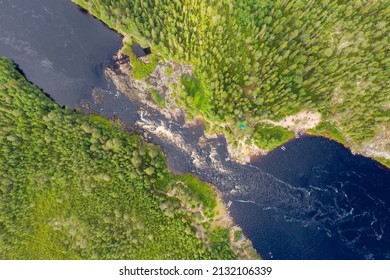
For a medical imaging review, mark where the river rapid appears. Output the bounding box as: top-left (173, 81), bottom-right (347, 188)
top-left (1, 0), bottom-right (389, 259)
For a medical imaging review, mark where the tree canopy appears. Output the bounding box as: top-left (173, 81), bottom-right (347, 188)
top-left (0, 57), bottom-right (238, 259)
top-left (72, 0), bottom-right (390, 161)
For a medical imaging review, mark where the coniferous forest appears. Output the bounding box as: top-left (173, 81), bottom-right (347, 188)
top-left (1, 0), bottom-right (389, 261)
top-left (0, 58), bottom-right (250, 259)
top-left (73, 0), bottom-right (390, 164)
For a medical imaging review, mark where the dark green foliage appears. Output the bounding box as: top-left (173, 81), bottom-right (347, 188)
top-left (209, 228), bottom-right (236, 260)
top-left (150, 89), bottom-right (166, 107)
top-left (72, 0), bottom-right (389, 150)
top-left (0, 58), bottom-right (235, 260)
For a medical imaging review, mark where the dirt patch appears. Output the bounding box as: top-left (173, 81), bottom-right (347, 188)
top-left (226, 137), bottom-right (262, 165)
top-left (264, 110), bottom-right (322, 131)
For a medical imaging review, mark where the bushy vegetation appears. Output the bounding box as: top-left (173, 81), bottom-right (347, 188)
top-left (177, 174), bottom-right (217, 218)
top-left (253, 123), bottom-right (294, 150)
top-left (309, 121), bottom-right (347, 146)
top-left (233, 230), bottom-right (244, 242)
top-left (149, 88), bottom-right (166, 108)
top-left (122, 43), bottom-right (159, 80)
top-left (181, 75), bottom-right (211, 111)
top-left (72, 0), bottom-right (389, 155)
top-left (0, 58), bottom-right (237, 259)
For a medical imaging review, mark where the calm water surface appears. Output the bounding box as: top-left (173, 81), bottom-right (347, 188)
top-left (1, 0), bottom-right (389, 260)
top-left (0, 0), bottom-right (122, 106)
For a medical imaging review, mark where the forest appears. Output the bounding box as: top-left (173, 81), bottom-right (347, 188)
top-left (0, 58), bottom-right (250, 259)
top-left (72, 0), bottom-right (390, 163)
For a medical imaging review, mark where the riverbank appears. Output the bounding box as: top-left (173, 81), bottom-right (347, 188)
top-left (0, 57), bottom-right (259, 259)
top-left (70, 0), bottom-right (389, 169)
top-left (104, 46), bottom-right (390, 169)
top-left (204, 180), bottom-right (260, 259)
top-left (3, 0), bottom-right (389, 261)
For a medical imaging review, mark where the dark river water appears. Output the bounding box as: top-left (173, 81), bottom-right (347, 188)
top-left (1, 0), bottom-right (389, 260)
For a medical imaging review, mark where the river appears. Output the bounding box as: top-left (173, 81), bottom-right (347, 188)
top-left (1, 0), bottom-right (389, 260)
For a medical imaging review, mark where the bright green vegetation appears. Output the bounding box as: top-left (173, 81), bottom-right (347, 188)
top-left (253, 124), bottom-right (294, 150)
top-left (122, 43), bottom-right (159, 80)
top-left (180, 75), bottom-right (211, 112)
top-left (165, 66), bottom-right (173, 76)
top-left (150, 89), bottom-right (166, 107)
top-left (0, 58), bottom-right (239, 259)
top-left (72, 0), bottom-right (389, 160)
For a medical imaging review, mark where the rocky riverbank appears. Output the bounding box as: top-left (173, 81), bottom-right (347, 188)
top-left (105, 49), bottom-right (261, 259)
top-left (106, 46), bottom-right (390, 169)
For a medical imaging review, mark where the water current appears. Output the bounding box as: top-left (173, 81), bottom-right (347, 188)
top-left (1, 0), bottom-right (389, 259)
